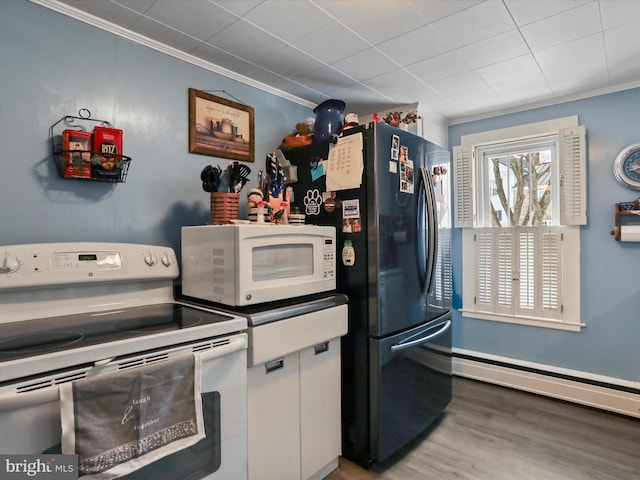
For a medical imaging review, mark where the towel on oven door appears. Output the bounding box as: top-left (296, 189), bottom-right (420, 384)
top-left (59, 353), bottom-right (205, 479)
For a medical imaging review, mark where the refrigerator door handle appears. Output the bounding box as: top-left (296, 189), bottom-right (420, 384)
top-left (426, 166), bottom-right (439, 296)
top-left (389, 319), bottom-right (451, 352)
top-left (419, 167), bottom-right (437, 296)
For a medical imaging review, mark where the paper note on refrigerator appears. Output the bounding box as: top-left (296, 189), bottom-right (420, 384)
top-left (326, 133), bottom-right (364, 191)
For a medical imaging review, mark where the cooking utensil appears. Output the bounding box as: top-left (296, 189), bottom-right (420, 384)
top-left (226, 161), bottom-right (251, 193)
top-left (200, 165), bottom-right (222, 192)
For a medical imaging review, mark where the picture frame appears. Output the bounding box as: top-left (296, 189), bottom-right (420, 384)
top-left (188, 88), bottom-right (255, 162)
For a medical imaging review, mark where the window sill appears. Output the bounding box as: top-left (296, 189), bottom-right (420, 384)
top-left (459, 309), bottom-right (584, 332)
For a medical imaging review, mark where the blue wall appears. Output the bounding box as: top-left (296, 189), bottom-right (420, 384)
top-left (0, 0), bottom-right (311, 258)
top-left (449, 88), bottom-right (640, 383)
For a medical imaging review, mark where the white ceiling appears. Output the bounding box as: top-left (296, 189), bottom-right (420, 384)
top-left (40, 0), bottom-right (640, 124)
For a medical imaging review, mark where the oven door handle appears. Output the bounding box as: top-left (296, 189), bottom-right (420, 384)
top-left (0, 387), bottom-right (60, 410)
top-left (198, 334), bottom-right (247, 362)
top-left (0, 334), bottom-right (248, 411)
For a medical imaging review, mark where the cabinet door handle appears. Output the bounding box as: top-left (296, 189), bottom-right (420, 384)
top-left (264, 358), bottom-right (284, 374)
top-left (314, 341), bottom-right (329, 355)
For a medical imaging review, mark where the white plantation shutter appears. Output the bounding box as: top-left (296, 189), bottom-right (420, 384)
top-left (496, 229), bottom-right (514, 314)
top-left (540, 230), bottom-right (562, 318)
top-left (559, 125), bottom-right (587, 225)
top-left (475, 229), bottom-right (493, 312)
top-left (474, 227), bottom-right (563, 320)
top-left (453, 145), bottom-right (473, 228)
top-left (517, 229), bottom-right (535, 313)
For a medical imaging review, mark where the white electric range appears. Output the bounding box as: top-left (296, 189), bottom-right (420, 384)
top-left (0, 242), bottom-right (248, 480)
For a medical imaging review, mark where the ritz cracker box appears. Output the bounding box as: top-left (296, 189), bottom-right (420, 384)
top-left (62, 129), bottom-right (92, 179)
top-left (92, 126), bottom-right (123, 180)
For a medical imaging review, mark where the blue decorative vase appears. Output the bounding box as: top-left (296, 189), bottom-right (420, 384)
top-left (313, 99), bottom-right (345, 142)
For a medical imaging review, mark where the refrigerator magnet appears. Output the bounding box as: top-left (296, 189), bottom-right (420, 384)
top-left (391, 135), bottom-right (399, 160)
top-left (323, 191), bottom-right (337, 212)
top-left (400, 146), bottom-right (409, 163)
top-left (342, 240), bottom-right (355, 266)
top-left (303, 189), bottom-right (323, 216)
top-left (389, 161), bottom-right (397, 173)
top-left (399, 160), bottom-right (415, 194)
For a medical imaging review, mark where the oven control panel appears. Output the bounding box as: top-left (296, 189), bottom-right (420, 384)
top-left (0, 243), bottom-right (178, 290)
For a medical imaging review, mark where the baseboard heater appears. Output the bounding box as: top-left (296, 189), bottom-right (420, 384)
top-left (453, 350), bottom-right (640, 419)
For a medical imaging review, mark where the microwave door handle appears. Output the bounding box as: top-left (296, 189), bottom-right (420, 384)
top-left (389, 319), bottom-right (451, 352)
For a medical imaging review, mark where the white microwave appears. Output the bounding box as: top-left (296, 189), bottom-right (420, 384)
top-left (181, 224), bottom-right (336, 306)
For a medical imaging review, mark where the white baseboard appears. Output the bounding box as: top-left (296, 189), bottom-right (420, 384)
top-left (453, 352), bottom-right (640, 419)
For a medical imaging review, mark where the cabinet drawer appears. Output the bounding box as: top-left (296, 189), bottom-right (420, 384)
top-left (248, 304), bottom-right (347, 367)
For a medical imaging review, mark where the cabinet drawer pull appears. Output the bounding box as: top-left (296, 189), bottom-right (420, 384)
top-left (314, 342), bottom-right (329, 355)
top-left (264, 358), bottom-right (284, 373)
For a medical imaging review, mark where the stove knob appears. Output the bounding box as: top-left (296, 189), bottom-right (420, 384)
top-left (0, 255), bottom-right (20, 274)
top-left (144, 253), bottom-right (157, 266)
top-left (161, 253), bottom-right (173, 267)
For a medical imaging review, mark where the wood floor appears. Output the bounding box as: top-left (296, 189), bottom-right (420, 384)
top-left (325, 376), bottom-right (640, 480)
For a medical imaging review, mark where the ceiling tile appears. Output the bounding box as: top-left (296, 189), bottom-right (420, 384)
top-left (254, 46), bottom-right (328, 78)
top-left (294, 21), bottom-right (370, 64)
top-left (429, 71), bottom-right (493, 98)
top-left (336, 2), bottom-right (426, 44)
top-left (534, 33), bottom-right (605, 71)
top-left (600, 0), bottom-right (640, 30)
top-left (407, 0), bottom-right (484, 23)
top-left (604, 21), bottom-right (640, 84)
top-left (361, 69), bottom-right (425, 97)
top-left (330, 48), bottom-right (399, 82)
top-left (129, 16), bottom-right (204, 53)
top-left (211, 0), bottom-right (262, 17)
top-left (376, 24), bottom-right (450, 67)
top-left (292, 66), bottom-right (357, 94)
top-left (206, 19), bottom-right (288, 63)
top-left (190, 42), bottom-right (254, 72)
top-left (143, 1), bottom-right (238, 41)
top-left (546, 69), bottom-right (609, 97)
top-left (520, 2), bottom-right (602, 52)
top-left (242, 1), bottom-right (334, 43)
top-left (457, 29), bottom-right (529, 70)
top-left (477, 55), bottom-right (542, 85)
top-left (113, 0), bottom-right (156, 14)
top-left (406, 51), bottom-right (473, 83)
top-left (58, 0), bottom-right (147, 28)
top-left (490, 73), bottom-right (553, 100)
top-left (313, 1), bottom-right (367, 20)
top-left (504, 0), bottom-right (592, 26)
top-left (429, 1), bottom-right (515, 50)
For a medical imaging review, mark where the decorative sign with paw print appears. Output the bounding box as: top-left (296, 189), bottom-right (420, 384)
top-left (303, 189), bottom-right (323, 216)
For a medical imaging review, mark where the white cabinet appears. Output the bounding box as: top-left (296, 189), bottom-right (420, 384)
top-left (248, 352), bottom-right (301, 480)
top-left (300, 338), bottom-right (342, 480)
top-left (247, 303), bottom-right (348, 480)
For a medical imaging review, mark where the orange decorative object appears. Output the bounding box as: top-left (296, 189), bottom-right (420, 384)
top-left (281, 133), bottom-right (313, 149)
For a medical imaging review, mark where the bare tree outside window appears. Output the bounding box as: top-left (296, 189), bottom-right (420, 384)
top-left (487, 149), bottom-right (553, 227)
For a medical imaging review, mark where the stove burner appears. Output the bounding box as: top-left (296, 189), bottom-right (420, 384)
top-left (0, 331), bottom-right (84, 353)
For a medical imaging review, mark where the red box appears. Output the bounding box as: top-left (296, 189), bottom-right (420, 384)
top-left (62, 129), bottom-right (92, 178)
top-left (92, 126), bottom-right (123, 179)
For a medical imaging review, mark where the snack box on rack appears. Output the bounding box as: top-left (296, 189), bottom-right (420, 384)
top-left (62, 129), bottom-right (92, 179)
top-left (92, 126), bottom-right (123, 180)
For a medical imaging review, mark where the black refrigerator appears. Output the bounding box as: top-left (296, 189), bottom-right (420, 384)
top-left (282, 121), bottom-right (453, 467)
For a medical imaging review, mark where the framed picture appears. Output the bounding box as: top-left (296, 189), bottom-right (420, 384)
top-left (188, 88), bottom-right (255, 162)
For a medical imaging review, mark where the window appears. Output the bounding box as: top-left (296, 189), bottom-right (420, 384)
top-left (453, 117), bottom-right (586, 331)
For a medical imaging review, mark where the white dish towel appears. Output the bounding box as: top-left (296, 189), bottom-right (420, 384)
top-left (60, 353), bottom-right (205, 479)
